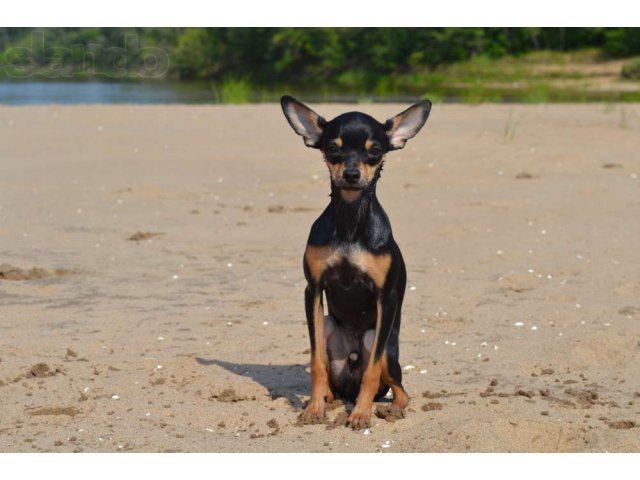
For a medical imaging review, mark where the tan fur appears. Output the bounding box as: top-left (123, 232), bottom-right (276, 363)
top-left (349, 251), bottom-right (391, 289)
top-left (334, 137), bottom-right (343, 148)
top-left (305, 245), bottom-right (342, 283)
top-left (381, 353), bottom-right (409, 408)
top-left (340, 189), bottom-right (362, 202)
top-left (324, 159), bottom-right (345, 184)
top-left (359, 155), bottom-right (384, 183)
top-left (364, 139), bottom-right (373, 150)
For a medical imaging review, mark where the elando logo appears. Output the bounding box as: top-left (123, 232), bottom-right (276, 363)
top-left (0, 31), bottom-right (170, 79)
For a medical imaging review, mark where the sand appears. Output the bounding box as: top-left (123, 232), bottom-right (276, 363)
top-left (0, 103), bottom-right (639, 452)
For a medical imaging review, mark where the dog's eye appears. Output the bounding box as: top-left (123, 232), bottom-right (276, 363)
top-left (369, 145), bottom-right (383, 157)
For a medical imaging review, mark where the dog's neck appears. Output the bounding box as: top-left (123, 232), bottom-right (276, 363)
top-left (330, 182), bottom-right (377, 243)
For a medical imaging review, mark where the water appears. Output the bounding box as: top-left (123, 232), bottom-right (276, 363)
top-left (0, 81), bottom-right (216, 105)
top-left (0, 81), bottom-right (426, 105)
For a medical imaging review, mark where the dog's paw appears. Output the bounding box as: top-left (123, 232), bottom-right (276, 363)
top-left (297, 401), bottom-right (326, 425)
top-left (346, 407), bottom-right (371, 430)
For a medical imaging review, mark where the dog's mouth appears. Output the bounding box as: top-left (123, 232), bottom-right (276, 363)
top-left (332, 179), bottom-right (367, 191)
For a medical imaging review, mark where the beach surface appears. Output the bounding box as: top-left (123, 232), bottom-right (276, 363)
top-left (1, 103), bottom-right (639, 452)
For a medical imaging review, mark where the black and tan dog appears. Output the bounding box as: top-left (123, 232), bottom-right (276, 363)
top-left (280, 96), bottom-right (431, 429)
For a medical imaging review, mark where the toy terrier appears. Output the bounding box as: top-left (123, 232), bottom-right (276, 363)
top-left (281, 96), bottom-right (431, 429)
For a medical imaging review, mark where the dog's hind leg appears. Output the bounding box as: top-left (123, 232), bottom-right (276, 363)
top-left (380, 328), bottom-right (409, 408)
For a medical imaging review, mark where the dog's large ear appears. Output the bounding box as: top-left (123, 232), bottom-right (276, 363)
top-left (281, 95), bottom-right (326, 148)
top-left (385, 100), bottom-right (432, 150)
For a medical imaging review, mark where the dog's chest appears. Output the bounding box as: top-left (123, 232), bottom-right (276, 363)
top-left (324, 251), bottom-right (374, 292)
top-left (305, 245), bottom-right (391, 291)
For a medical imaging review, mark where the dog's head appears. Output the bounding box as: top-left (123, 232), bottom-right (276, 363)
top-left (281, 96), bottom-right (431, 200)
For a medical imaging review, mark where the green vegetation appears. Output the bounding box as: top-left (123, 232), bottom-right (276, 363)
top-left (503, 109), bottom-right (516, 142)
top-left (212, 76), bottom-right (252, 103)
top-left (621, 57), bottom-right (640, 80)
top-left (1, 28), bottom-right (640, 103)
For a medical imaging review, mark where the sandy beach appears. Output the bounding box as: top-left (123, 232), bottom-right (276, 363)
top-left (0, 102), bottom-right (639, 452)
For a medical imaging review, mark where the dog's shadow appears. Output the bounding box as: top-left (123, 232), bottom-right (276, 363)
top-left (195, 357), bottom-right (309, 409)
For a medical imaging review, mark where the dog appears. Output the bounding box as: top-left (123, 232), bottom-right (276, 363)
top-left (280, 96), bottom-right (431, 429)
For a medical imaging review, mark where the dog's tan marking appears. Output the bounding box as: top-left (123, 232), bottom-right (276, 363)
top-left (301, 288), bottom-right (334, 422)
top-left (305, 245), bottom-right (342, 283)
top-left (310, 290), bottom-right (332, 399)
top-left (381, 352), bottom-right (409, 408)
top-left (324, 159), bottom-right (345, 184)
top-left (359, 156), bottom-right (384, 183)
top-left (365, 139), bottom-right (373, 150)
top-left (340, 189), bottom-right (362, 202)
top-left (334, 137), bottom-right (343, 148)
top-left (349, 250), bottom-right (391, 289)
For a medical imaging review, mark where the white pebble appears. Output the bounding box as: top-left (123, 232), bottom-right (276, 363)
top-left (363, 429), bottom-right (371, 435)
top-left (158, 336), bottom-right (164, 340)
top-left (420, 370), bottom-right (427, 374)
top-left (409, 286), bottom-right (416, 291)
top-left (111, 394), bottom-right (120, 400)
top-left (227, 263), bottom-right (233, 268)
top-left (172, 275), bottom-right (179, 280)
top-left (480, 341), bottom-right (487, 347)
top-left (403, 365), bottom-right (416, 370)
top-left (156, 365), bottom-right (163, 370)
top-left (262, 321), bottom-right (269, 326)
top-left (514, 322), bottom-right (524, 327)
top-left (531, 326), bottom-right (538, 331)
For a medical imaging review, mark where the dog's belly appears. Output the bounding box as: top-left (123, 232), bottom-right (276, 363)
top-left (323, 261), bottom-right (377, 332)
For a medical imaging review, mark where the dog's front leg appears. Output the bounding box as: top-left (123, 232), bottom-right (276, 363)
top-left (347, 291), bottom-right (398, 429)
top-left (299, 285), bottom-right (334, 424)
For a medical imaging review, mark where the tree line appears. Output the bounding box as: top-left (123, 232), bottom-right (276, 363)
top-left (0, 28), bottom-right (639, 83)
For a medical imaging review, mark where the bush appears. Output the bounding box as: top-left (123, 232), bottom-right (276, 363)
top-left (621, 58), bottom-right (640, 80)
top-left (212, 76), bottom-right (252, 103)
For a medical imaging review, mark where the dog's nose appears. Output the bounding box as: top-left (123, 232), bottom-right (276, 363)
top-left (343, 168), bottom-right (361, 184)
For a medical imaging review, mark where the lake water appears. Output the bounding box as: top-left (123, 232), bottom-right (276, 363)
top-left (0, 81), bottom-right (217, 105)
top-left (0, 81), bottom-right (425, 105)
